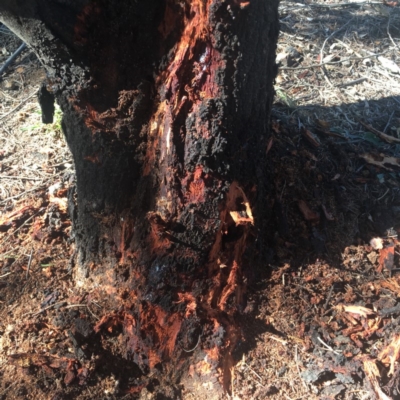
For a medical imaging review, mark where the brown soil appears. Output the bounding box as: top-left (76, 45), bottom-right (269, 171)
top-left (1, 1), bottom-right (400, 398)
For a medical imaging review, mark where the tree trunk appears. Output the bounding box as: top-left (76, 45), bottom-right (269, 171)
top-left (0, 0), bottom-right (279, 397)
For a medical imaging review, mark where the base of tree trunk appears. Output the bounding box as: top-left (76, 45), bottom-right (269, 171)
top-left (0, 0), bottom-right (279, 396)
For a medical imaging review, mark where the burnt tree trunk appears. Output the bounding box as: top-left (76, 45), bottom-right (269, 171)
top-left (1, 0), bottom-right (279, 397)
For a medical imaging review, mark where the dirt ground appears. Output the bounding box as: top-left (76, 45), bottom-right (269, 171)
top-left (1, 0), bottom-right (400, 399)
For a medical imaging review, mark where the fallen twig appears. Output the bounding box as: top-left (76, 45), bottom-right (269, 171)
top-left (25, 247), bottom-right (33, 279)
top-left (387, 15), bottom-right (400, 50)
top-left (242, 362), bottom-right (264, 386)
top-left (0, 208), bottom-right (43, 248)
top-left (295, 346), bottom-right (309, 391)
top-left (0, 175), bottom-right (43, 181)
top-left (0, 181), bottom-right (51, 204)
top-left (336, 77), bottom-right (367, 88)
top-left (268, 334), bottom-right (288, 345)
top-left (358, 119), bottom-right (400, 144)
top-left (307, 1), bottom-right (384, 8)
top-left (0, 90), bottom-right (37, 121)
top-left (280, 50), bottom-right (391, 71)
top-left (383, 111), bottom-right (395, 133)
top-left (317, 336), bottom-right (342, 355)
top-left (319, 18), bottom-right (355, 87)
top-left (22, 301), bottom-right (67, 317)
top-left (324, 285), bottom-right (334, 310)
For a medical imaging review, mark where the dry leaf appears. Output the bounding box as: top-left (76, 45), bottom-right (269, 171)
top-left (316, 119), bottom-right (330, 130)
top-left (322, 54), bottom-right (336, 63)
top-left (337, 304), bottom-right (375, 318)
top-left (370, 237), bottom-right (383, 250)
top-left (301, 128), bottom-right (320, 147)
top-left (298, 200), bottom-right (320, 222)
top-left (361, 153), bottom-right (400, 171)
top-left (322, 204), bottom-right (334, 221)
top-left (378, 334), bottom-right (400, 376)
top-left (378, 245), bottom-right (395, 273)
top-left (64, 369), bottom-right (76, 385)
top-left (367, 251), bottom-right (378, 264)
top-left (298, 70), bottom-right (309, 79)
top-left (272, 120), bottom-right (281, 134)
top-left (380, 278), bottom-right (400, 296)
top-left (378, 56), bottom-right (400, 74)
top-left (266, 137), bottom-right (274, 154)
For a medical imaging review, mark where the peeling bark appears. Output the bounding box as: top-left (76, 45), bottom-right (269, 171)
top-left (0, 0), bottom-right (279, 397)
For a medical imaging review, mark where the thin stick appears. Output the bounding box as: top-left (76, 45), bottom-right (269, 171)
top-left (0, 381), bottom-right (17, 396)
top-left (280, 50), bottom-right (390, 71)
top-left (244, 364), bottom-right (264, 383)
top-left (231, 365), bottom-right (235, 399)
top-left (319, 18), bottom-right (355, 87)
top-left (0, 170), bottom-right (65, 204)
top-left (0, 272), bottom-right (12, 278)
top-left (64, 304), bottom-right (88, 309)
top-left (383, 111), bottom-right (395, 134)
top-left (90, 300), bottom-right (102, 309)
top-left (181, 334), bottom-right (201, 353)
top-left (317, 336), bottom-right (341, 355)
top-left (387, 15), bottom-right (400, 50)
top-left (295, 346), bottom-right (309, 391)
top-left (0, 182), bottom-right (48, 204)
top-left (268, 335), bottom-right (288, 345)
top-left (25, 247), bottom-right (33, 279)
top-left (0, 209), bottom-right (42, 247)
top-left (86, 304), bottom-right (100, 320)
top-left (377, 188), bottom-right (390, 202)
top-left (323, 285), bottom-right (334, 310)
top-left (22, 301), bottom-right (67, 317)
top-left (0, 90), bottom-right (37, 121)
top-left (0, 175), bottom-right (43, 181)
top-left (336, 77), bottom-right (367, 88)
top-left (307, 1), bottom-right (383, 8)
top-left (358, 119), bottom-right (400, 144)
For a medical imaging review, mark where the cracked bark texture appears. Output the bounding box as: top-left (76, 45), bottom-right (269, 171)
top-left (0, 0), bottom-right (279, 397)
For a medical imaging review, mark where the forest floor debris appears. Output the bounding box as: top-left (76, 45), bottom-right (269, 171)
top-left (1, 0), bottom-right (400, 398)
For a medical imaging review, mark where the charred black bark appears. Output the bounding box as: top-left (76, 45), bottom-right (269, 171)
top-left (0, 1), bottom-right (279, 397)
